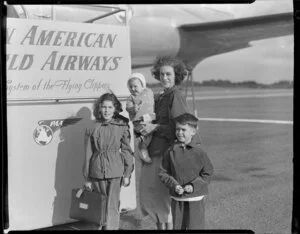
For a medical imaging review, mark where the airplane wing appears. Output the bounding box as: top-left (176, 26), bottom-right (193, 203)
top-left (177, 12), bottom-right (293, 68)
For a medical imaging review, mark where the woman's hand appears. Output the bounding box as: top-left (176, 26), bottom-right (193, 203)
top-left (122, 177), bottom-right (130, 187)
top-left (140, 123), bottom-right (158, 136)
top-left (126, 101), bottom-right (134, 109)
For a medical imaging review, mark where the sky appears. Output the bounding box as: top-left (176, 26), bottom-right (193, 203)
top-left (136, 34), bottom-right (293, 85)
top-left (135, 1), bottom-right (294, 85)
top-left (193, 35), bottom-right (293, 84)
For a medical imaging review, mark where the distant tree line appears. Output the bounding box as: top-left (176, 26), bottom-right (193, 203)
top-left (147, 79), bottom-right (293, 89)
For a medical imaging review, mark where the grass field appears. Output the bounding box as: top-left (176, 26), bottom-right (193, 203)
top-left (120, 88), bottom-right (293, 233)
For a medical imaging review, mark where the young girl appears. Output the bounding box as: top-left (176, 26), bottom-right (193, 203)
top-left (82, 92), bottom-right (134, 230)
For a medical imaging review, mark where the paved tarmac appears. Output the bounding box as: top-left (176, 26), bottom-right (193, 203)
top-left (40, 93), bottom-right (293, 232)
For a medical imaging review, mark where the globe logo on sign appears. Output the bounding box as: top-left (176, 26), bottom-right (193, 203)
top-left (33, 125), bottom-right (53, 145)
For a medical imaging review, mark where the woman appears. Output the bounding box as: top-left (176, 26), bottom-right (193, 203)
top-left (139, 56), bottom-right (201, 230)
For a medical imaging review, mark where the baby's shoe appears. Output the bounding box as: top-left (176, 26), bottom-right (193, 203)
top-left (140, 148), bottom-right (152, 163)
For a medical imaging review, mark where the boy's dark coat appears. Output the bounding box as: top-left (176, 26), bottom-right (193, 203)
top-left (159, 137), bottom-right (213, 199)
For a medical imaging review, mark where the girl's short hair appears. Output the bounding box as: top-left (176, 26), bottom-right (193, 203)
top-left (93, 92), bottom-right (123, 121)
top-left (151, 55), bottom-right (188, 85)
top-left (174, 113), bottom-right (198, 129)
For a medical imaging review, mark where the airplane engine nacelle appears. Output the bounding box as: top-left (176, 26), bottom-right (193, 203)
top-left (130, 18), bottom-right (180, 67)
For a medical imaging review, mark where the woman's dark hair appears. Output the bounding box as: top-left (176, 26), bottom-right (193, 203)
top-left (93, 92), bottom-right (123, 121)
top-left (151, 55), bottom-right (188, 85)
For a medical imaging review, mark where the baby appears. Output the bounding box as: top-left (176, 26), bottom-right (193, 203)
top-left (126, 73), bottom-right (155, 164)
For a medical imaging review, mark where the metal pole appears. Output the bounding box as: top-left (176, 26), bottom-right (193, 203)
top-left (185, 72), bottom-right (190, 98)
top-left (190, 72), bottom-right (198, 117)
top-left (84, 9), bottom-right (123, 23)
top-left (51, 5), bottom-right (54, 21)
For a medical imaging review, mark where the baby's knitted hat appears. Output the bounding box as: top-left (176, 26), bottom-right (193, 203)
top-left (128, 73), bottom-right (146, 88)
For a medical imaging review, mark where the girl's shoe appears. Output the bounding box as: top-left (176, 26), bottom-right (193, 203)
top-left (140, 148), bottom-right (152, 163)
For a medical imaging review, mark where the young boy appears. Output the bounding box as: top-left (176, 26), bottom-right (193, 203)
top-left (159, 113), bottom-right (213, 230)
top-left (126, 73), bottom-right (155, 164)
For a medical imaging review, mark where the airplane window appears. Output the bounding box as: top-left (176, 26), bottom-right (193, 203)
top-left (21, 5), bottom-right (52, 20)
top-left (7, 5), bottom-right (25, 18)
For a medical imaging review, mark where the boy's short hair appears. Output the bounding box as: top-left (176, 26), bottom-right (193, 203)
top-left (174, 113), bottom-right (198, 129)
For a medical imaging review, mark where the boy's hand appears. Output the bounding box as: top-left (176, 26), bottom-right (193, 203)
top-left (175, 185), bottom-right (184, 195)
top-left (184, 184), bottom-right (193, 194)
top-left (122, 177), bottom-right (130, 187)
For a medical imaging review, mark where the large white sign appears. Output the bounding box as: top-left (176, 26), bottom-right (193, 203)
top-left (6, 18), bottom-right (131, 100)
top-left (6, 17), bottom-right (135, 231)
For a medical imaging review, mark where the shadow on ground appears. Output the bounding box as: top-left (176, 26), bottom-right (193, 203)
top-left (120, 210), bottom-right (142, 230)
